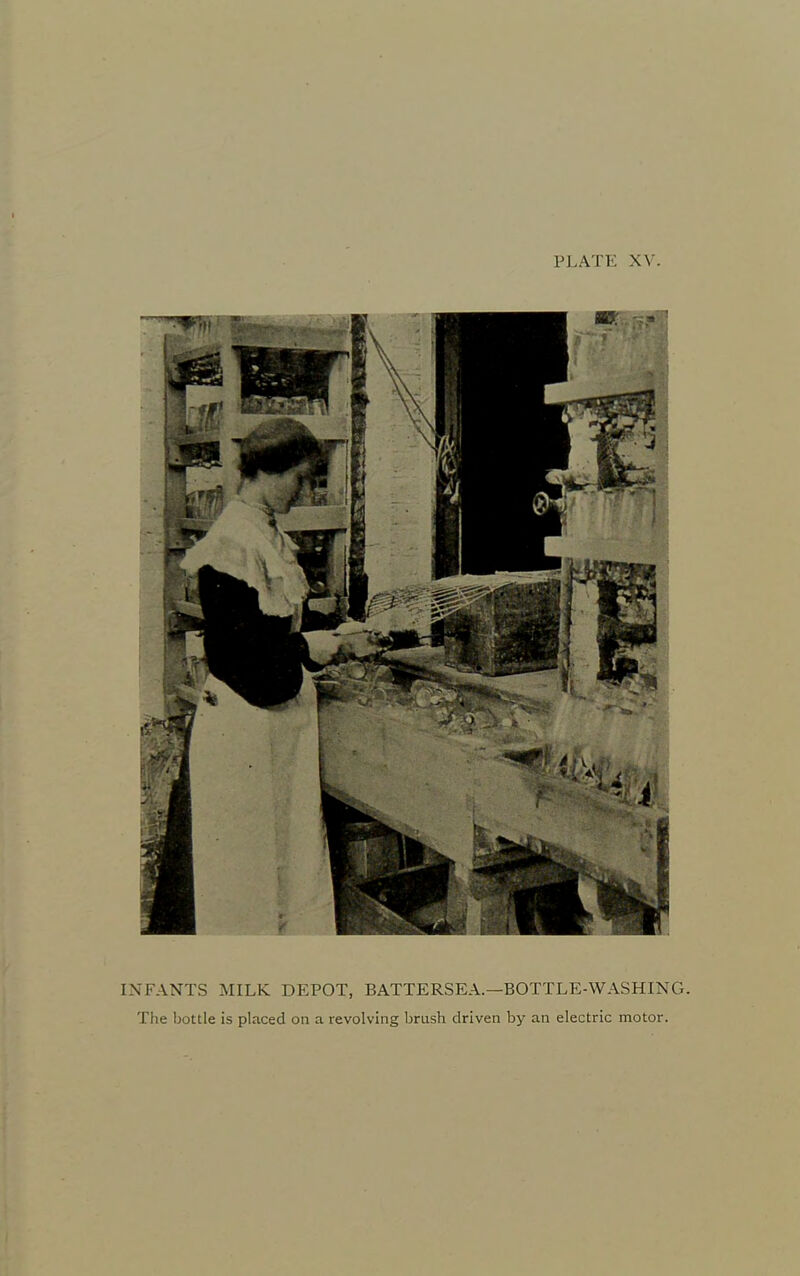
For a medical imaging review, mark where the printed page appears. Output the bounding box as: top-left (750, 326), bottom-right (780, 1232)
top-left (5, 3), bottom-right (798, 1272)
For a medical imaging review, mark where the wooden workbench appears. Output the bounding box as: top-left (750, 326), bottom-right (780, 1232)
top-left (317, 650), bottom-right (668, 926)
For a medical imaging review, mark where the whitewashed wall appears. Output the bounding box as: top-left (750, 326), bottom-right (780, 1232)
top-left (363, 314), bottom-right (436, 609)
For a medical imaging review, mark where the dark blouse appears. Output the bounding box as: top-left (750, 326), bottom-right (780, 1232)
top-left (198, 566), bottom-right (322, 708)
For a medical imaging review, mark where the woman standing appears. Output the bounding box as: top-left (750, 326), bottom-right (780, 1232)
top-left (150, 417), bottom-right (373, 935)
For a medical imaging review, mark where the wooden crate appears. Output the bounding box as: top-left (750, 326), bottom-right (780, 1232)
top-left (337, 864), bottom-right (450, 935)
top-left (444, 573), bottom-right (560, 676)
top-left (336, 818), bottom-right (401, 880)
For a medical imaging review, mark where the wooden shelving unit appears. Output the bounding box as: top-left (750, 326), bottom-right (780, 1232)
top-left (542, 315), bottom-right (668, 919)
top-left (163, 315), bottom-right (352, 712)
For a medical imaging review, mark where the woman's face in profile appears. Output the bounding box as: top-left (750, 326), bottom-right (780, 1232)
top-left (276, 459), bottom-right (315, 513)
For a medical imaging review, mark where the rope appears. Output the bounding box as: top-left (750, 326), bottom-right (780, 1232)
top-left (365, 320), bottom-right (461, 505)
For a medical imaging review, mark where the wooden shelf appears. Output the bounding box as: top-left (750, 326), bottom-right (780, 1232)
top-left (172, 431), bottom-right (221, 446)
top-left (231, 319), bottom-right (350, 352)
top-left (545, 535), bottom-right (658, 565)
top-left (170, 341), bottom-right (222, 367)
top-left (181, 505), bottom-right (349, 534)
top-left (232, 412), bottom-right (349, 441)
top-left (544, 371), bottom-right (654, 405)
top-left (171, 417), bottom-right (349, 450)
top-left (174, 601), bottom-right (204, 620)
top-left (164, 321), bottom-right (351, 714)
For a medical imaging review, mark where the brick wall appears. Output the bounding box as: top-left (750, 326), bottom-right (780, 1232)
top-left (363, 314), bottom-right (436, 609)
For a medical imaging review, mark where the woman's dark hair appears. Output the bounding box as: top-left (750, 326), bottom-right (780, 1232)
top-left (238, 417), bottom-right (323, 478)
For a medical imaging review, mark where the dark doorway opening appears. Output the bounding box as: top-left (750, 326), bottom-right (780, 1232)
top-left (436, 312), bottom-right (569, 577)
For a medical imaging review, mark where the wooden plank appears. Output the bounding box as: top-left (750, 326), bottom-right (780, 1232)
top-left (544, 371), bottom-right (654, 405)
top-left (170, 341), bottom-right (221, 366)
top-left (230, 320), bottom-right (350, 352)
top-left (182, 509), bottom-right (350, 534)
top-left (167, 341), bottom-right (222, 383)
top-left (653, 312), bottom-right (669, 809)
top-left (318, 700), bottom-right (475, 864)
top-left (280, 504), bottom-right (348, 532)
top-left (325, 352), bottom-right (350, 600)
top-left (348, 315), bottom-right (368, 618)
top-left (231, 413), bottom-right (350, 441)
top-left (185, 386), bottom-right (224, 407)
top-left (218, 317), bottom-right (242, 509)
top-left (175, 684), bottom-right (201, 706)
top-left (472, 758), bottom-right (667, 906)
top-left (578, 876), bottom-right (647, 935)
top-left (557, 558), bottom-right (572, 692)
top-left (168, 610), bottom-right (203, 634)
top-left (174, 601), bottom-right (203, 620)
top-left (544, 535), bottom-right (657, 564)
top-left (173, 431), bottom-right (221, 446)
top-left (455, 855), bottom-right (576, 899)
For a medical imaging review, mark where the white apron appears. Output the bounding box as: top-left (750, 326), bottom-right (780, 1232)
top-left (189, 671), bottom-right (335, 935)
top-left (181, 499), bottom-right (336, 935)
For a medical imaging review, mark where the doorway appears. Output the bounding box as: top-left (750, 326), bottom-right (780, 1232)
top-left (435, 312), bottom-right (568, 577)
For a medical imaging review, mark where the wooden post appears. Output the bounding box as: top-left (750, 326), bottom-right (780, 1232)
top-left (348, 315), bottom-right (368, 619)
top-left (577, 875), bottom-right (646, 935)
top-left (653, 311), bottom-right (668, 809)
top-left (326, 344), bottom-right (351, 607)
top-left (163, 332), bottom-right (191, 714)
top-left (218, 316), bottom-right (241, 506)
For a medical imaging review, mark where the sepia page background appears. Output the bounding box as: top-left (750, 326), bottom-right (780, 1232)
top-left (5, 2), bottom-right (798, 1272)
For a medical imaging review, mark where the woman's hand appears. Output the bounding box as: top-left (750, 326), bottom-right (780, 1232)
top-left (333, 621), bottom-right (388, 660)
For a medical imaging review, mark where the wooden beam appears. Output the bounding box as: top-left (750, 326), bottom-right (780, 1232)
top-left (472, 757), bottom-right (667, 906)
top-left (174, 601), bottom-right (203, 620)
top-left (544, 535), bottom-right (657, 564)
top-left (348, 314), bottom-right (368, 618)
top-left (231, 413), bottom-right (350, 442)
top-left (544, 371), bottom-right (654, 404)
top-left (230, 320), bottom-right (350, 352)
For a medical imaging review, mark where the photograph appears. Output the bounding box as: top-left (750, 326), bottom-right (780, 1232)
top-left (141, 311), bottom-right (668, 937)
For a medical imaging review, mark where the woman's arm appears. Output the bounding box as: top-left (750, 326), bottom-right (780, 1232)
top-left (198, 566), bottom-right (315, 707)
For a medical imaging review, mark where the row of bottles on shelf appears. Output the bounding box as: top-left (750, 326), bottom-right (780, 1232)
top-left (184, 475), bottom-right (330, 521)
top-left (182, 654), bottom-right (208, 691)
top-left (185, 488), bottom-right (224, 520)
top-left (186, 401), bottom-right (222, 434)
top-left (241, 394), bottom-right (328, 416)
top-left (240, 347), bottom-right (332, 404)
top-left (544, 692), bottom-right (657, 807)
top-left (184, 395), bottom-right (330, 434)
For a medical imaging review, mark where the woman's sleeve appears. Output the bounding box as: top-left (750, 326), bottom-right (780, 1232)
top-left (198, 566), bottom-right (314, 707)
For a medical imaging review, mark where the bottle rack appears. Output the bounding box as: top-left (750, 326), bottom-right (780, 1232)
top-left (542, 315), bottom-right (668, 812)
top-left (163, 316), bottom-right (352, 712)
